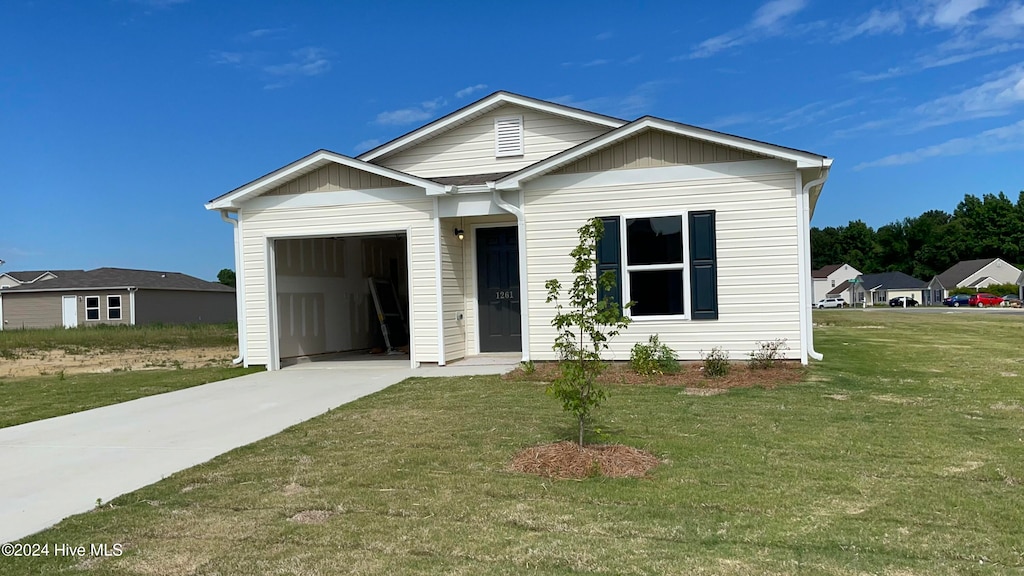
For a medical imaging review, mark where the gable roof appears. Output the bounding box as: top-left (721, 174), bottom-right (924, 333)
top-left (932, 258), bottom-right (1001, 289)
top-left (493, 117), bottom-right (831, 191)
top-left (357, 91), bottom-right (626, 163)
top-left (812, 264), bottom-right (844, 279)
top-left (0, 268), bottom-right (233, 293)
top-left (859, 271), bottom-right (926, 291)
top-left (827, 279), bottom-right (852, 296)
top-left (206, 149), bottom-right (446, 210)
top-left (1, 270), bottom-right (79, 284)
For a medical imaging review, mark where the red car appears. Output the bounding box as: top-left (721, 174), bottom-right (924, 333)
top-left (969, 293), bottom-right (1003, 307)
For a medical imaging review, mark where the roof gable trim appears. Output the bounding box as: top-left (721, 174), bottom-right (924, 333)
top-left (207, 150), bottom-right (444, 210)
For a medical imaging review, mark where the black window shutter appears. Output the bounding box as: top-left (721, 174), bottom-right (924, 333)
top-left (596, 217), bottom-right (622, 311)
top-left (689, 210), bottom-right (718, 320)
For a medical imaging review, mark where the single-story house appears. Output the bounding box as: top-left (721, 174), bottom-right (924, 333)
top-left (813, 263), bottom-right (862, 302)
top-left (925, 258), bottom-right (1023, 305)
top-left (852, 272), bottom-right (926, 305)
top-left (206, 91), bottom-right (832, 370)
top-left (0, 268), bottom-right (236, 330)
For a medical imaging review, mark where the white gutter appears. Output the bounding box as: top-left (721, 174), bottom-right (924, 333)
top-left (489, 186), bottom-right (531, 362)
top-left (799, 165), bottom-right (831, 362)
top-left (432, 197), bottom-right (447, 366)
top-left (0, 293), bottom-right (4, 332)
top-left (220, 210), bottom-right (246, 365)
top-left (128, 287), bottom-right (137, 326)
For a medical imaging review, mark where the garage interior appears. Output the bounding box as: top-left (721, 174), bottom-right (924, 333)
top-left (274, 234), bottom-right (409, 366)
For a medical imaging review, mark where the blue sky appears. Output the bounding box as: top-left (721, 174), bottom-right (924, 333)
top-left (2, 0), bottom-right (1022, 280)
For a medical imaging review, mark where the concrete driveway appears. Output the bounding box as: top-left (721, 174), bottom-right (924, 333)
top-left (0, 358), bottom-right (516, 543)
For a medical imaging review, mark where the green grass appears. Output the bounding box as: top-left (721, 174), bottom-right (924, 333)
top-left (4, 311), bottom-right (1023, 575)
top-left (0, 366), bottom-right (262, 429)
top-left (0, 323), bottom-right (238, 357)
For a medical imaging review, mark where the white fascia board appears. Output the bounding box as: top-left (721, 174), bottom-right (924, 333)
top-left (206, 151), bottom-right (443, 210)
top-left (357, 92), bottom-right (625, 163)
top-left (496, 117), bottom-right (830, 190)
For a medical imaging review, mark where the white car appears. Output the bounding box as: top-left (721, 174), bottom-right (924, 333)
top-left (816, 297), bottom-right (847, 309)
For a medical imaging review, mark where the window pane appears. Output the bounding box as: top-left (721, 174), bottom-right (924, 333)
top-left (629, 270), bottom-right (684, 316)
top-left (87, 309), bottom-right (100, 321)
top-left (108, 296), bottom-right (120, 308)
top-left (86, 297), bottom-right (99, 308)
top-left (626, 217), bottom-right (682, 265)
top-left (109, 309), bottom-right (122, 320)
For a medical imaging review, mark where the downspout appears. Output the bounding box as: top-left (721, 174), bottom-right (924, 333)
top-left (800, 165), bottom-right (830, 362)
top-left (128, 287), bottom-right (137, 326)
top-left (220, 210), bottom-right (246, 365)
top-left (432, 197), bottom-right (446, 366)
top-left (490, 186), bottom-right (531, 362)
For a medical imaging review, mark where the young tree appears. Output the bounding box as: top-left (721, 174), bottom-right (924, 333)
top-left (545, 218), bottom-right (631, 447)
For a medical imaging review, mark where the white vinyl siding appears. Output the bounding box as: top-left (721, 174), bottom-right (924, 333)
top-left (523, 164), bottom-right (802, 362)
top-left (238, 188), bottom-right (437, 366)
top-left (377, 105), bottom-right (612, 178)
top-left (440, 218), bottom-right (466, 361)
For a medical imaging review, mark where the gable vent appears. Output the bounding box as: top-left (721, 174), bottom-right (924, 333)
top-left (494, 116), bottom-right (524, 157)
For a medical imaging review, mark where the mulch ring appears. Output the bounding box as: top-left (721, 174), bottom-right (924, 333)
top-left (504, 361), bottom-right (805, 389)
top-left (509, 441), bottom-right (660, 479)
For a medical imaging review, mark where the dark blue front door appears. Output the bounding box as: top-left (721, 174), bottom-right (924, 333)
top-left (476, 226), bottom-right (521, 352)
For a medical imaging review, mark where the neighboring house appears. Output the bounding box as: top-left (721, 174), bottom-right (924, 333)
top-left (206, 90), bottom-right (833, 370)
top-left (925, 258), bottom-right (1023, 305)
top-left (853, 272), bottom-right (926, 305)
top-left (0, 268), bottom-right (235, 330)
top-left (812, 263), bottom-right (862, 302)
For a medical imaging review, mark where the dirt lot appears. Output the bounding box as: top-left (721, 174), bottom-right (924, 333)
top-left (0, 346), bottom-right (238, 378)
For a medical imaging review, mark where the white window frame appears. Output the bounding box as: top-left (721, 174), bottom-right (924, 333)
top-left (494, 115), bottom-right (524, 158)
top-left (620, 212), bottom-right (690, 321)
top-left (85, 296), bottom-right (101, 321)
top-left (107, 294), bottom-right (122, 321)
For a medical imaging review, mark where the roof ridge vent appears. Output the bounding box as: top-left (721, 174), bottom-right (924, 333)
top-left (494, 115), bottom-right (524, 157)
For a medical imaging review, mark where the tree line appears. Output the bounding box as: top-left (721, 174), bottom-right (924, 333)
top-left (811, 191), bottom-right (1024, 280)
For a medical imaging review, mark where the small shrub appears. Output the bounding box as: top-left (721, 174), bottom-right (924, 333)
top-left (749, 339), bottom-right (789, 369)
top-left (701, 347), bottom-right (730, 378)
top-left (630, 335), bottom-right (680, 376)
top-left (520, 360), bottom-right (536, 375)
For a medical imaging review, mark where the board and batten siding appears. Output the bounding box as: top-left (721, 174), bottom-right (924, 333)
top-left (439, 218), bottom-right (466, 361)
top-left (523, 164), bottom-right (802, 362)
top-left (238, 189), bottom-right (437, 366)
top-left (377, 105), bottom-right (612, 178)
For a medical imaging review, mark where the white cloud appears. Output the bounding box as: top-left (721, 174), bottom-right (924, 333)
top-left (836, 9), bottom-right (905, 41)
top-left (687, 0), bottom-right (808, 58)
top-left (354, 139), bottom-right (382, 152)
top-left (594, 31), bottom-right (614, 41)
top-left (264, 47), bottom-right (330, 77)
top-left (551, 80), bottom-right (668, 117)
top-left (375, 98), bottom-right (446, 126)
top-left (851, 67), bottom-right (907, 82)
top-left (211, 51), bottom-right (246, 66)
top-left (582, 59), bottom-right (610, 67)
top-left (912, 63), bottom-right (1024, 128)
top-left (929, 0), bottom-right (989, 27)
top-left (455, 84), bottom-right (488, 98)
top-left (855, 119), bottom-right (1024, 169)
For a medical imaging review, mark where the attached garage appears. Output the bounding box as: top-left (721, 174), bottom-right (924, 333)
top-left (272, 234), bottom-right (409, 364)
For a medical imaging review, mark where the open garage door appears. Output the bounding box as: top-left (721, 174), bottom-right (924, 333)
top-left (273, 233), bottom-right (409, 366)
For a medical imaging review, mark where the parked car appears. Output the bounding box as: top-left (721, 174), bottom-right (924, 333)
top-left (1000, 295), bottom-right (1022, 308)
top-left (888, 296), bottom-right (918, 307)
top-left (942, 294), bottom-right (971, 307)
top-left (969, 293), bottom-right (1003, 307)
top-left (816, 297), bottom-right (847, 309)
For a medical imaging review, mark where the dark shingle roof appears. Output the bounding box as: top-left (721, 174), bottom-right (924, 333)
top-left (932, 258), bottom-right (999, 289)
top-left (1, 270), bottom-right (82, 283)
top-left (812, 264), bottom-right (843, 279)
top-left (858, 271), bottom-right (926, 291)
top-left (0, 268), bottom-right (233, 293)
top-left (430, 172), bottom-right (515, 186)
top-left (827, 279), bottom-right (852, 296)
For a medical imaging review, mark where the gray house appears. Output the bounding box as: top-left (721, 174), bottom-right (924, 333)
top-left (925, 258), bottom-right (1023, 305)
top-left (852, 272), bottom-right (927, 305)
top-left (0, 268), bottom-right (235, 330)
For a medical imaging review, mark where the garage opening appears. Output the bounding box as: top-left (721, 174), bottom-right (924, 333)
top-left (273, 234), bottom-right (409, 367)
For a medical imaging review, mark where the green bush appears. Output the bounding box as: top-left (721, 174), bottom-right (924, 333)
top-left (701, 347), bottom-right (730, 378)
top-left (630, 335), bottom-right (680, 376)
top-left (749, 339), bottom-right (789, 370)
top-left (951, 283), bottom-right (1021, 297)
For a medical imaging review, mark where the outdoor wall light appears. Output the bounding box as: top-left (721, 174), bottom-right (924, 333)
top-left (453, 227), bottom-right (465, 240)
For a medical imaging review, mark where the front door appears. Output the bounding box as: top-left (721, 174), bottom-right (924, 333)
top-left (476, 226), bottom-right (521, 352)
top-left (61, 295), bottom-right (77, 328)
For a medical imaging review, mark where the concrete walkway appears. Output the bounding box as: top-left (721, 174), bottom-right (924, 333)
top-left (0, 358), bottom-right (517, 543)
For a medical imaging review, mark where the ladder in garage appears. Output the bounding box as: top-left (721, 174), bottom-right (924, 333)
top-left (367, 277), bottom-right (407, 354)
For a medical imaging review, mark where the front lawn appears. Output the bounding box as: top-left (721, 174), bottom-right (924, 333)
top-left (4, 311), bottom-right (1023, 574)
top-left (0, 366), bottom-right (262, 429)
